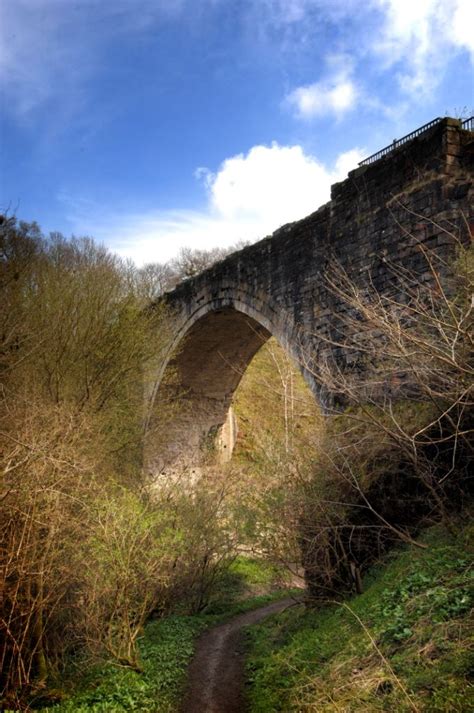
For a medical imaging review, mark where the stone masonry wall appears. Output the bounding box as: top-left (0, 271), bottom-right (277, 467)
top-left (147, 118), bottom-right (473, 472)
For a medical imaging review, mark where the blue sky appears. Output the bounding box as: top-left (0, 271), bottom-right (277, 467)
top-left (1, 0), bottom-right (473, 264)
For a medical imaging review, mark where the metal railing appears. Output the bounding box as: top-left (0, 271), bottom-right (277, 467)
top-left (358, 117), bottom-right (443, 166)
top-left (461, 116), bottom-right (474, 132)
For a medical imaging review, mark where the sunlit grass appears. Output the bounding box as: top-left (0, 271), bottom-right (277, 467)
top-left (245, 521), bottom-right (473, 712)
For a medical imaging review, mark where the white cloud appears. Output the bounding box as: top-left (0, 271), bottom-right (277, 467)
top-left (282, 0), bottom-right (473, 120)
top-left (71, 142), bottom-right (364, 265)
top-left (374, 0), bottom-right (474, 95)
top-left (451, 0), bottom-right (474, 53)
top-left (332, 149), bottom-right (365, 180)
top-left (285, 54), bottom-right (359, 120)
top-left (286, 72), bottom-right (358, 119)
top-left (206, 142), bottom-right (356, 223)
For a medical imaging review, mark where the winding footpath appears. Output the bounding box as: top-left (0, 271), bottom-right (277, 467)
top-left (180, 597), bottom-right (297, 713)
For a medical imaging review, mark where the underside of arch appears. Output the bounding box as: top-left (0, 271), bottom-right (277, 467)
top-left (145, 307), bottom-right (271, 474)
top-left (174, 307), bottom-right (270, 401)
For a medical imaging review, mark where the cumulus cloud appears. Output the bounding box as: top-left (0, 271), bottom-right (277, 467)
top-left (204, 142), bottom-right (359, 223)
top-left (79, 142), bottom-right (364, 265)
top-left (286, 63), bottom-right (358, 119)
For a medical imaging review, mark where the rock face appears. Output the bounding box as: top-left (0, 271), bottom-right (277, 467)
top-left (146, 118), bottom-right (474, 474)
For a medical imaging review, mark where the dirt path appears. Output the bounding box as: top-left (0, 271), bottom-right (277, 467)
top-left (180, 597), bottom-right (298, 713)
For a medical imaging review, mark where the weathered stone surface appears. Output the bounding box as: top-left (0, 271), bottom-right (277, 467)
top-left (146, 118), bottom-right (473, 474)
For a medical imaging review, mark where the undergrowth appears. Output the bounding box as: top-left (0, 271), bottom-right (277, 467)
top-left (24, 556), bottom-right (293, 712)
top-left (245, 520), bottom-right (473, 712)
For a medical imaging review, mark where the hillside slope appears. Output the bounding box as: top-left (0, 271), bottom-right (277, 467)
top-left (245, 521), bottom-right (473, 712)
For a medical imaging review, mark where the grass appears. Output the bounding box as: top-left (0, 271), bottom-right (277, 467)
top-left (34, 616), bottom-right (207, 713)
top-left (202, 555), bottom-right (292, 615)
top-left (244, 520), bottom-right (473, 712)
top-left (29, 556), bottom-right (295, 712)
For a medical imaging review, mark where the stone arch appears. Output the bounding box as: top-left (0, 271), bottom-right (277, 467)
top-left (145, 296), bottom-right (318, 474)
top-left (142, 118), bottom-right (474, 475)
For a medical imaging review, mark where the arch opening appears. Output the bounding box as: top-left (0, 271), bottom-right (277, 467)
top-left (145, 302), bottom-right (323, 475)
top-left (172, 307), bottom-right (271, 404)
top-left (146, 307), bottom-right (271, 474)
top-left (229, 334), bottom-right (323, 465)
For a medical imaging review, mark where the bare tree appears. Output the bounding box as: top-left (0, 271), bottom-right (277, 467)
top-left (170, 241), bottom-right (249, 282)
top-left (297, 218), bottom-right (473, 597)
top-left (137, 261), bottom-right (178, 300)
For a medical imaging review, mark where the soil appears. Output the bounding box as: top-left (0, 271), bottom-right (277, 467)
top-left (180, 597), bottom-right (298, 713)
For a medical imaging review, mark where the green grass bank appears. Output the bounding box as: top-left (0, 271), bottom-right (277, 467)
top-left (245, 521), bottom-right (473, 712)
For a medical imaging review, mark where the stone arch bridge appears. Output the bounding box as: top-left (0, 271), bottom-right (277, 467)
top-left (146, 118), bottom-right (473, 474)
